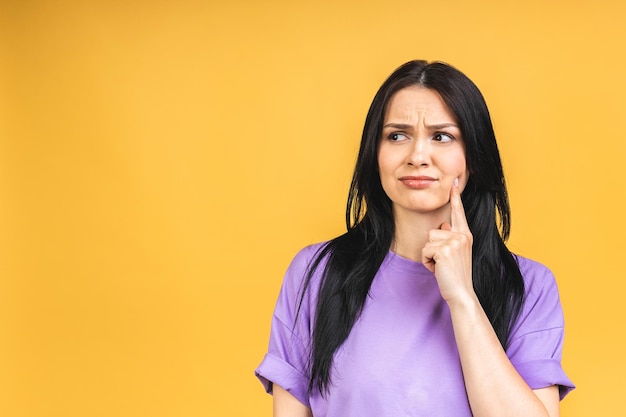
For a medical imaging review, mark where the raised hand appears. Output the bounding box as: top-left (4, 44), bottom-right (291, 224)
top-left (421, 178), bottom-right (474, 304)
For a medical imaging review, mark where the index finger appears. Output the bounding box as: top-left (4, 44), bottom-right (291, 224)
top-left (450, 177), bottom-right (470, 233)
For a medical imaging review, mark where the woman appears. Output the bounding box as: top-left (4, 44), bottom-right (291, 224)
top-left (255, 60), bottom-right (574, 416)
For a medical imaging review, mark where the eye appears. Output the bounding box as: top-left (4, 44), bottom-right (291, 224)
top-left (433, 132), bottom-right (455, 143)
top-left (387, 132), bottom-right (408, 142)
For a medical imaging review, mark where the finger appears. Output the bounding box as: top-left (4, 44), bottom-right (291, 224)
top-left (450, 177), bottom-right (470, 233)
top-left (421, 247), bottom-right (436, 273)
top-left (428, 228), bottom-right (451, 244)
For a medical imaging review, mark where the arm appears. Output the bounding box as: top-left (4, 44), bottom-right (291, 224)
top-left (273, 384), bottom-right (313, 417)
top-left (422, 180), bottom-right (560, 417)
top-left (448, 292), bottom-right (560, 417)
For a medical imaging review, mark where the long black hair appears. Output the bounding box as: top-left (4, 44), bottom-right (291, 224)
top-left (299, 60), bottom-right (525, 396)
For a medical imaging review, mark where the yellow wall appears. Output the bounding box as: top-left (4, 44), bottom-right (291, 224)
top-left (1, 0), bottom-right (624, 415)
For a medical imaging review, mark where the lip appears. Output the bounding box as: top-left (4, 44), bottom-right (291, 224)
top-left (398, 176), bottom-right (438, 189)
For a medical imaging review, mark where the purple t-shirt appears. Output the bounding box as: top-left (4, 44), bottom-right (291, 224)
top-left (256, 243), bottom-right (574, 416)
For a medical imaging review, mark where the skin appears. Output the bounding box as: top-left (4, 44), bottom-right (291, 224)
top-left (378, 85), bottom-right (469, 256)
top-left (273, 86), bottom-right (560, 416)
top-left (273, 384), bottom-right (312, 417)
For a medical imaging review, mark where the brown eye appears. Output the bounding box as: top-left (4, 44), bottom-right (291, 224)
top-left (388, 133), bottom-right (408, 142)
top-left (433, 133), bottom-right (454, 143)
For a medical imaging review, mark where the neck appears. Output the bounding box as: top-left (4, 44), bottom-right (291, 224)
top-left (391, 204), bottom-right (451, 262)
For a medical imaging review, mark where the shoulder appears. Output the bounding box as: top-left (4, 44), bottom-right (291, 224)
top-left (287, 241), bottom-right (330, 271)
top-left (513, 254), bottom-right (560, 296)
top-left (514, 254), bottom-right (553, 277)
top-left (283, 241), bottom-right (331, 287)
top-left (279, 241), bottom-right (331, 298)
top-left (510, 254), bottom-right (565, 334)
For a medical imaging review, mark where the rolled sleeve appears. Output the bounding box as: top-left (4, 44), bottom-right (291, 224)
top-left (255, 352), bottom-right (310, 406)
top-left (507, 257), bottom-right (575, 399)
top-left (512, 358), bottom-right (575, 399)
top-left (255, 244), bottom-right (323, 407)
top-left (507, 328), bottom-right (575, 399)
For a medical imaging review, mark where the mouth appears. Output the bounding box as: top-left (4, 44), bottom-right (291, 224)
top-left (398, 176), bottom-right (437, 189)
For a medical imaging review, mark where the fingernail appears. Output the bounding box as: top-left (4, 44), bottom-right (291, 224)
top-left (454, 178), bottom-right (459, 187)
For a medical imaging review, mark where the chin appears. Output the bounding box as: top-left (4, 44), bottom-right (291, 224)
top-left (397, 201), bottom-right (450, 215)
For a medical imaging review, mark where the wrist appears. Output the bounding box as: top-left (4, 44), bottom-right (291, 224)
top-left (446, 291), bottom-right (481, 315)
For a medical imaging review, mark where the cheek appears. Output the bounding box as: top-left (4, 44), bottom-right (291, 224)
top-left (377, 147), bottom-right (398, 193)
top-left (377, 146), bottom-right (394, 177)
top-left (447, 151), bottom-right (467, 177)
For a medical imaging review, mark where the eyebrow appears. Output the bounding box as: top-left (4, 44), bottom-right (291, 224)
top-left (383, 122), bottom-right (459, 130)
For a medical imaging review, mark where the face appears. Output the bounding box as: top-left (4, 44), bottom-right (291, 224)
top-left (377, 86), bottom-right (468, 218)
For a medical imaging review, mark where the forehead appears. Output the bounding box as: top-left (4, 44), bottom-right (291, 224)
top-left (384, 86), bottom-right (456, 122)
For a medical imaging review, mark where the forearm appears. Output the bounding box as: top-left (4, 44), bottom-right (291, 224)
top-left (273, 384), bottom-right (313, 417)
top-left (448, 294), bottom-right (556, 417)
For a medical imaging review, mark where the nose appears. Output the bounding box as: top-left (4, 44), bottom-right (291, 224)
top-left (407, 137), bottom-right (430, 167)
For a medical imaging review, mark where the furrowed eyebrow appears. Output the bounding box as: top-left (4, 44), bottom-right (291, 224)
top-left (382, 122), bottom-right (459, 130)
top-left (425, 122), bottom-right (459, 130)
top-left (382, 123), bottom-right (412, 129)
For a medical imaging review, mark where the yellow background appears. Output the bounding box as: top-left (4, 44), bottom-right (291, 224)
top-left (1, 0), bottom-right (624, 415)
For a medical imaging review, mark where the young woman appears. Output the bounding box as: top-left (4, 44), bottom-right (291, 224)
top-left (255, 60), bottom-right (574, 417)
